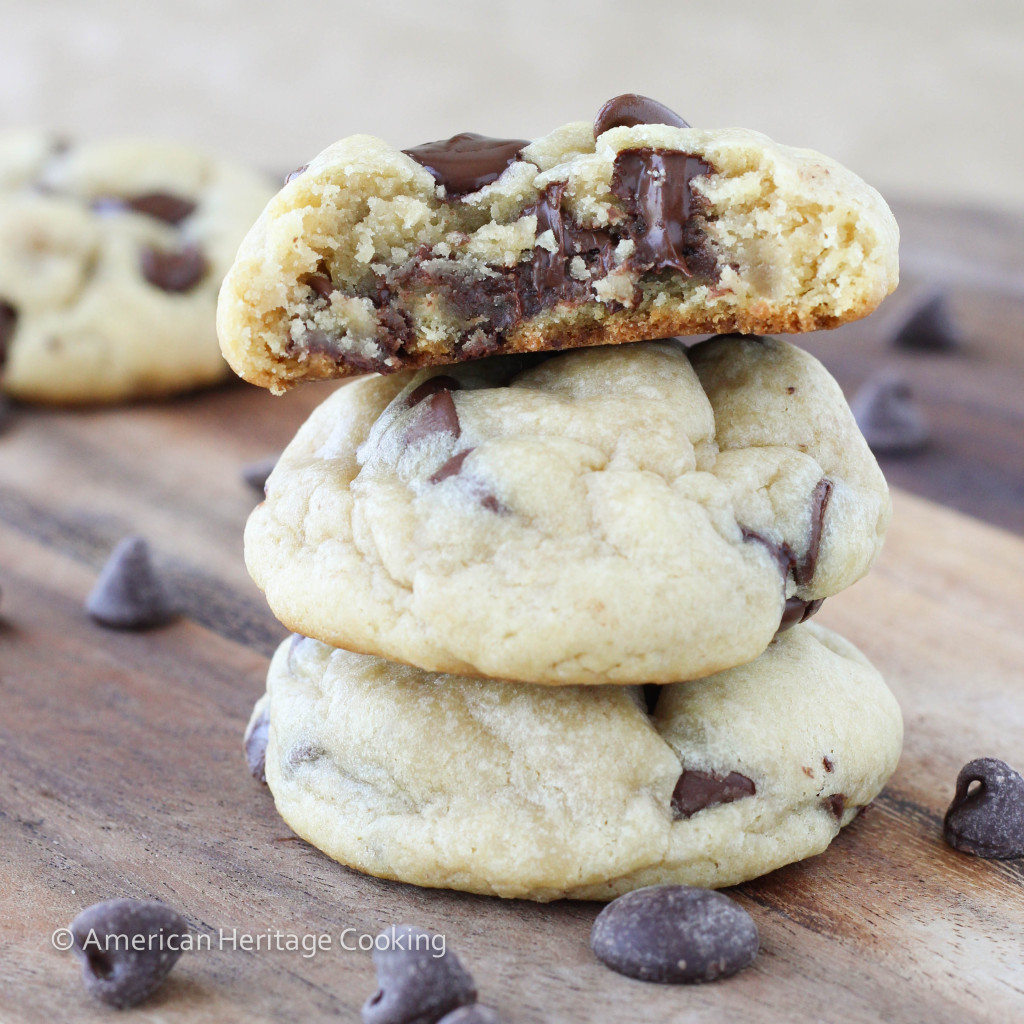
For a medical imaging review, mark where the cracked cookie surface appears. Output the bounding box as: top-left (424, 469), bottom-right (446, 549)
top-left (0, 130), bottom-right (274, 402)
top-left (217, 98), bottom-right (899, 393)
top-left (245, 336), bottom-right (890, 684)
top-left (253, 622), bottom-right (902, 901)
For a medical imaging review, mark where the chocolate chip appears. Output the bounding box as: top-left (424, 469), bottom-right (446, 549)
top-left (140, 245), bottom-right (207, 292)
top-left (405, 390), bottom-right (460, 445)
top-left (0, 299), bottom-right (17, 367)
top-left (594, 94), bottom-right (690, 137)
top-left (70, 899), bottom-right (190, 1009)
top-left (671, 770), bottom-right (756, 819)
top-left (741, 527), bottom-right (796, 578)
top-left (793, 478), bottom-right (832, 587)
top-left (405, 375), bottom-right (462, 408)
top-left (245, 700), bottom-right (270, 784)
top-left (777, 596), bottom-right (824, 632)
top-left (944, 758), bottom-right (1024, 859)
top-left (851, 371), bottom-right (930, 455)
top-left (362, 924), bottom-right (477, 1024)
top-left (241, 455), bottom-right (278, 495)
top-left (591, 885), bottom-right (758, 984)
top-left (823, 756), bottom-right (835, 773)
top-left (429, 449), bottom-right (473, 484)
top-left (302, 272), bottom-right (334, 300)
top-left (402, 134), bottom-right (529, 197)
top-left (822, 793), bottom-right (847, 819)
top-left (437, 1007), bottom-right (503, 1024)
top-left (94, 193), bottom-right (197, 224)
top-left (85, 536), bottom-right (176, 630)
top-left (891, 289), bottom-right (961, 352)
top-left (285, 163), bottom-right (309, 184)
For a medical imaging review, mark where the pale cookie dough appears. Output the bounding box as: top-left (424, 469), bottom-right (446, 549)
top-left (218, 95), bottom-right (898, 393)
top-left (0, 131), bottom-right (274, 403)
top-left (245, 336), bottom-right (890, 684)
top-left (253, 622), bottom-right (903, 901)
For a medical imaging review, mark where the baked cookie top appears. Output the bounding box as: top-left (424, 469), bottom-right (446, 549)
top-left (256, 622), bottom-right (903, 901)
top-left (245, 336), bottom-right (891, 684)
top-left (218, 94), bottom-right (899, 393)
top-left (0, 131), bottom-right (274, 403)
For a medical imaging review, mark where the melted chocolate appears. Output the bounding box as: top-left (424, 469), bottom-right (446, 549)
top-left (778, 596), bottom-right (824, 632)
top-left (823, 793), bottom-right (847, 819)
top-left (671, 770), bottom-right (756, 819)
top-left (402, 133), bottom-right (529, 197)
top-left (0, 300), bottom-right (17, 367)
top-left (140, 245), bottom-right (207, 292)
top-left (794, 478), bottom-right (833, 586)
top-left (594, 94), bottom-right (690, 136)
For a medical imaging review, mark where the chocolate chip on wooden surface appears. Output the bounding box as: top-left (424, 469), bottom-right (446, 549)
top-left (671, 770), bottom-right (756, 818)
top-left (85, 536), bottom-right (176, 630)
top-left (245, 700), bottom-right (270, 784)
top-left (944, 757), bottom-right (1024, 859)
top-left (850, 370), bottom-right (930, 455)
top-left (594, 94), bottom-right (690, 136)
top-left (591, 885), bottom-right (758, 984)
top-left (363, 924), bottom-right (477, 1024)
top-left (891, 288), bottom-right (961, 352)
top-left (140, 245), bottom-right (207, 292)
top-left (241, 455), bottom-right (279, 496)
top-left (70, 899), bottom-right (190, 1009)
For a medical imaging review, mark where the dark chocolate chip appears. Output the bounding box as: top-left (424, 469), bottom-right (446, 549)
top-left (822, 793), bottom-right (847, 819)
top-left (823, 756), bottom-right (835, 773)
top-left (85, 536), bottom-right (176, 630)
top-left (671, 770), bottom-right (756, 819)
top-left (794, 478), bottom-right (832, 587)
top-left (406, 375), bottom-right (462, 408)
top-left (302, 272), bottom-right (335, 300)
top-left (285, 163), bottom-right (309, 184)
top-left (944, 757), bottom-right (1024, 859)
top-left (241, 455), bottom-right (279, 496)
top-left (404, 390), bottom-right (460, 445)
top-left (128, 193), bottom-right (197, 224)
top-left (891, 289), bottom-right (961, 352)
top-left (437, 1007), bottom-right (503, 1024)
top-left (591, 885), bottom-right (758, 984)
top-left (70, 899), bottom-right (190, 1009)
top-left (140, 245), bottom-right (207, 293)
top-left (402, 133), bottom-right (529, 197)
top-left (777, 596), bottom-right (824, 632)
top-left (851, 371), bottom-right (930, 455)
top-left (429, 448), bottom-right (473, 484)
top-left (594, 94), bottom-right (690, 137)
top-left (0, 299), bottom-right (17, 368)
top-left (244, 701), bottom-right (270, 784)
top-left (362, 924), bottom-right (476, 1024)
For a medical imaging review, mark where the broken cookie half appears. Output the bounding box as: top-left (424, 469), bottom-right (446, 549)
top-left (218, 95), bottom-right (899, 393)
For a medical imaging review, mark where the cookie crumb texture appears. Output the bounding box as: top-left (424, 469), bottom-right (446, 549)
top-left (218, 120), bottom-right (899, 393)
top-left (0, 130), bottom-right (274, 403)
top-left (245, 337), bottom-right (890, 684)
top-left (261, 624), bottom-right (902, 901)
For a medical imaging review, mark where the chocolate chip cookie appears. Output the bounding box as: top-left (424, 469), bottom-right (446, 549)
top-left (0, 131), bottom-right (274, 402)
top-left (251, 622), bottom-right (902, 901)
top-left (244, 336), bottom-right (890, 684)
top-left (217, 95), bottom-right (899, 393)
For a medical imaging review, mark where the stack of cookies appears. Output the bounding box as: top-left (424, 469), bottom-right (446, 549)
top-left (223, 95), bottom-right (904, 901)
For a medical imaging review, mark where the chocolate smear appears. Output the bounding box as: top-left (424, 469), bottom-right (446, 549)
top-left (823, 793), bottom-right (847, 819)
top-left (892, 288), bottom-right (961, 353)
top-left (591, 885), bottom-right (758, 984)
top-left (245, 700), bottom-right (270, 784)
top-left (0, 299), bottom-right (17, 368)
top-left (363, 924), bottom-right (477, 1024)
top-left (85, 536), bottom-right (176, 630)
top-left (851, 370), bottom-right (930, 455)
top-left (672, 770), bottom-right (756, 819)
top-left (141, 245), bottom-right (207, 292)
top-left (70, 899), bottom-right (190, 1009)
top-left (944, 757), bottom-right (1024, 859)
top-left (403, 133), bottom-right (529, 197)
top-left (594, 94), bottom-right (690, 137)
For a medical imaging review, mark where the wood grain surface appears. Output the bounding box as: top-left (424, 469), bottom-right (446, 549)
top-left (1, 202), bottom-right (1023, 1023)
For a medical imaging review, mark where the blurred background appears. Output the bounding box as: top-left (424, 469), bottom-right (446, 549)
top-left (2, 0), bottom-right (1023, 212)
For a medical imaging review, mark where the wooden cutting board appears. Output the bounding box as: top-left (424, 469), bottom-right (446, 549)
top-left (2, 202), bottom-right (1023, 1023)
